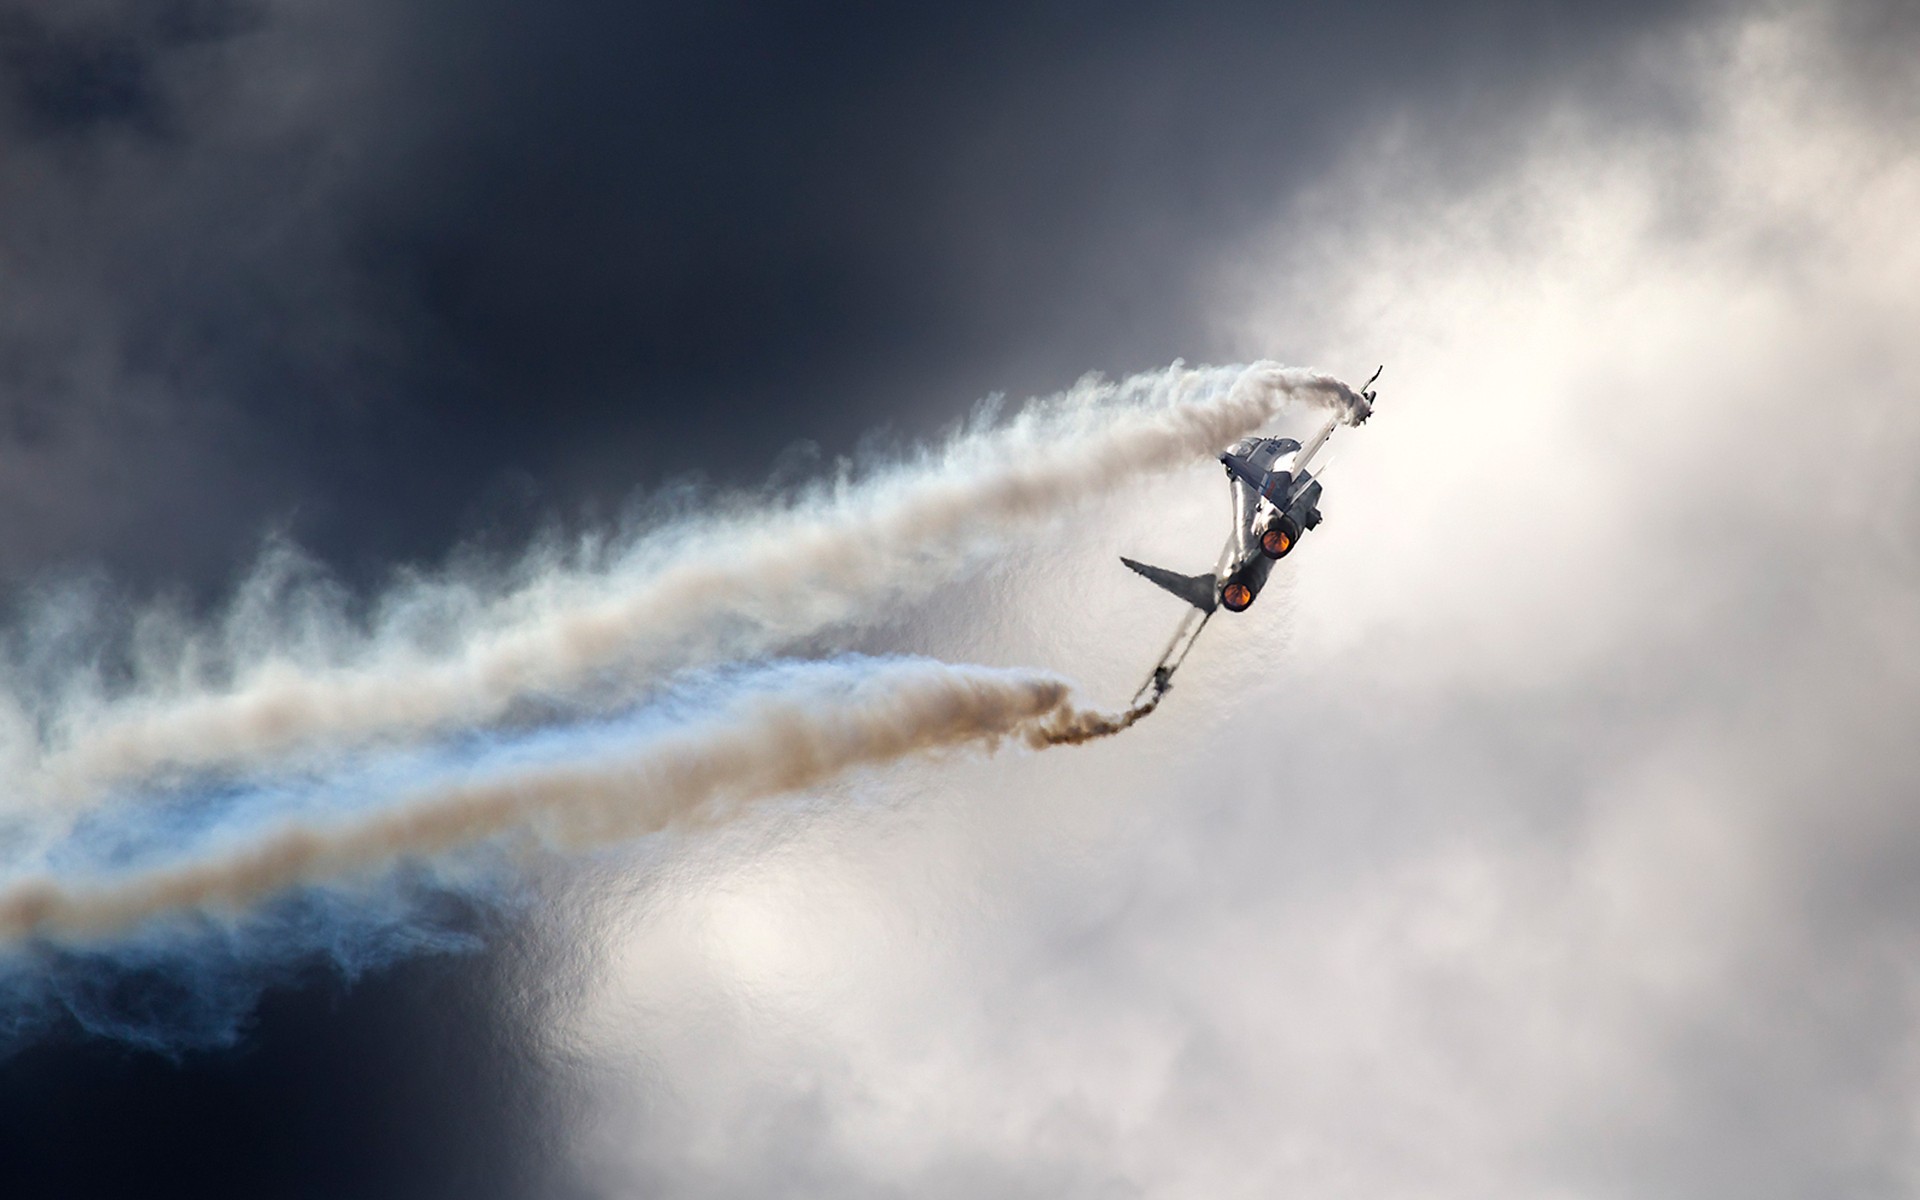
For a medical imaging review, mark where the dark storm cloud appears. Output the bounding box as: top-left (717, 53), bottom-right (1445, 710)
top-left (8, 3), bottom-right (1893, 1199)
top-left (0, 0), bottom-right (1715, 595)
top-left (0, 951), bottom-right (552, 1199)
top-left (362, 0), bottom-right (1722, 504)
top-left (0, 0), bottom-right (419, 589)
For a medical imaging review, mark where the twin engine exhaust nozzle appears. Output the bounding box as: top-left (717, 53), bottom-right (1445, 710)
top-left (1260, 517), bottom-right (1297, 560)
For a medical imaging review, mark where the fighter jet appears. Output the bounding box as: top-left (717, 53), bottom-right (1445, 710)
top-left (1122, 366), bottom-right (1380, 617)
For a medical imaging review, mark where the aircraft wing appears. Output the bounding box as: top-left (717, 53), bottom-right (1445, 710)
top-left (1292, 413), bottom-right (1342, 474)
top-left (1285, 366), bottom-right (1379, 477)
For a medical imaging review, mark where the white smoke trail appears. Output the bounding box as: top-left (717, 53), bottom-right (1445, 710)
top-left (0, 658), bottom-right (1142, 944)
top-left (24, 360), bottom-right (1364, 807)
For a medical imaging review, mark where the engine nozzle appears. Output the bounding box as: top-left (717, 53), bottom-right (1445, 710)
top-left (1260, 516), bottom-right (1300, 560)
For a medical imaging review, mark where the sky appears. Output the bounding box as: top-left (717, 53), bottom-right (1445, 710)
top-left (3, 0), bottom-right (1920, 1196)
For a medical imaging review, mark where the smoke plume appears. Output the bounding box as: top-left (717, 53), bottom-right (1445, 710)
top-left (0, 658), bottom-right (1136, 944)
top-left (20, 361), bottom-right (1359, 808)
top-left (0, 359), bottom-right (1373, 1044)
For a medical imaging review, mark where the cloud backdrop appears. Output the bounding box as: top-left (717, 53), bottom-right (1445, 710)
top-left (5, 1), bottom-right (1920, 1198)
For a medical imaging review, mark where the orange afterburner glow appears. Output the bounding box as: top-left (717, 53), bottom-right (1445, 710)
top-left (1221, 582), bottom-right (1253, 611)
top-left (1261, 527), bottom-right (1292, 558)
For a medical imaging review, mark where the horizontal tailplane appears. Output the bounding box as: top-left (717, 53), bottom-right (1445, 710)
top-left (1120, 557), bottom-right (1217, 614)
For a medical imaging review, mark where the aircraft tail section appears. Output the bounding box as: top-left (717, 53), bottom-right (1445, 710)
top-left (1120, 557), bottom-right (1217, 614)
top-left (1220, 451), bottom-right (1288, 504)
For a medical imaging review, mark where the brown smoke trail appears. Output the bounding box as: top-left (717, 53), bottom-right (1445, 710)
top-left (31, 362), bottom-right (1361, 806)
top-left (0, 661), bottom-right (1149, 943)
top-left (1025, 689), bottom-right (1166, 746)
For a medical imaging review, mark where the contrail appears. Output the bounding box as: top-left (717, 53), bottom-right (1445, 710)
top-left (28, 361), bottom-right (1365, 805)
top-left (0, 658), bottom-right (1156, 943)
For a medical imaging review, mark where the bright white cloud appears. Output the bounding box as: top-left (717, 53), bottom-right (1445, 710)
top-left (543, 5), bottom-right (1920, 1197)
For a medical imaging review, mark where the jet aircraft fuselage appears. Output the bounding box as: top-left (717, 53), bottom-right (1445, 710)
top-left (1120, 367), bottom-right (1377, 617)
top-left (1213, 434), bottom-right (1323, 611)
